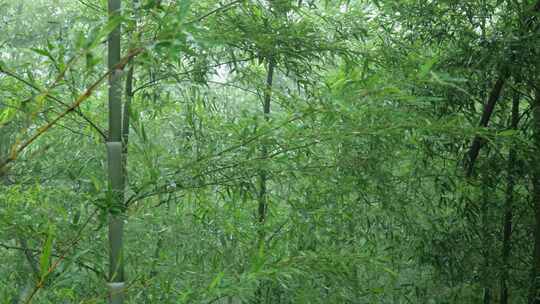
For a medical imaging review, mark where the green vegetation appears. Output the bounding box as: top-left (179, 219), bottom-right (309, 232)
top-left (1, 0), bottom-right (539, 303)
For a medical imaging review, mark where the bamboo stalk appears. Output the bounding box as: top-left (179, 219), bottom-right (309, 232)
top-left (107, 0), bottom-right (125, 303)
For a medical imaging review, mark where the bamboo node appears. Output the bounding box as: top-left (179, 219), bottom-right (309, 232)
top-left (107, 281), bottom-right (125, 291)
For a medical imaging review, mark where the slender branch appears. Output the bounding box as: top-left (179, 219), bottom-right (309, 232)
top-left (77, 0), bottom-right (105, 12)
top-left (207, 80), bottom-right (259, 96)
top-left (185, 0), bottom-right (243, 24)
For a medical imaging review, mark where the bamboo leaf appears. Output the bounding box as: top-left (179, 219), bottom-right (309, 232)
top-left (418, 56), bottom-right (437, 78)
top-left (98, 15), bottom-right (123, 41)
top-left (498, 130), bottom-right (517, 137)
top-left (39, 226), bottom-right (55, 280)
top-left (208, 271), bottom-right (224, 291)
top-left (87, 15), bottom-right (123, 50)
top-left (30, 48), bottom-right (52, 58)
top-left (140, 122), bottom-right (148, 142)
top-left (0, 108), bottom-right (16, 124)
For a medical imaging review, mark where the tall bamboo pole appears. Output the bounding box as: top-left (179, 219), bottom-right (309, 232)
top-left (530, 87), bottom-right (540, 304)
top-left (257, 56), bottom-right (275, 230)
top-left (254, 52), bottom-right (275, 304)
top-left (107, 0), bottom-right (125, 303)
top-left (500, 88), bottom-right (519, 304)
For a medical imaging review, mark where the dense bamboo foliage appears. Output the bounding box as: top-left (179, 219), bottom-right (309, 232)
top-left (1, 0), bottom-right (540, 303)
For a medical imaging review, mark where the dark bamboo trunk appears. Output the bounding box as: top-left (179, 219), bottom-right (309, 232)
top-left (465, 75), bottom-right (506, 177)
top-left (481, 173), bottom-right (493, 304)
top-left (500, 89), bottom-right (520, 304)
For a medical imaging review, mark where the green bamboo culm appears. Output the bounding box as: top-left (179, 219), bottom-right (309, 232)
top-left (107, 0), bottom-right (125, 303)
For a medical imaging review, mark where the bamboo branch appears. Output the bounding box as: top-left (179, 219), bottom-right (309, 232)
top-left (0, 66), bottom-right (107, 139)
top-left (0, 48), bottom-right (145, 173)
top-left (21, 208), bottom-right (100, 304)
top-left (0, 242), bottom-right (105, 278)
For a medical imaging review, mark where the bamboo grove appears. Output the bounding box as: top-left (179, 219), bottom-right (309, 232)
top-left (1, 0), bottom-right (540, 303)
